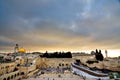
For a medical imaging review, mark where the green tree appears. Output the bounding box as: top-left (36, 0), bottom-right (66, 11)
top-left (95, 49), bottom-right (104, 61)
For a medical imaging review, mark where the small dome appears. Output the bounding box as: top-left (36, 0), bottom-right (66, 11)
top-left (18, 47), bottom-right (26, 53)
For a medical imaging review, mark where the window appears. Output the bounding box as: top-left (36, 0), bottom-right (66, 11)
top-left (17, 73), bottom-right (19, 76)
top-left (16, 58), bottom-right (19, 60)
top-left (59, 63), bottom-right (61, 66)
top-left (3, 78), bottom-right (6, 80)
top-left (7, 77), bottom-right (10, 80)
top-left (15, 74), bottom-right (16, 77)
top-left (11, 75), bottom-right (13, 79)
top-left (21, 72), bottom-right (24, 75)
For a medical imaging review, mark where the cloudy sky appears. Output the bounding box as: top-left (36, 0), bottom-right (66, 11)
top-left (0, 0), bottom-right (120, 56)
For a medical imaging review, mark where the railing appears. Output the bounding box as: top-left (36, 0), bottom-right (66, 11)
top-left (71, 63), bottom-right (108, 77)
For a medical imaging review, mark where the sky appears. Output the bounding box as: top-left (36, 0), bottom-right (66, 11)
top-left (0, 0), bottom-right (120, 57)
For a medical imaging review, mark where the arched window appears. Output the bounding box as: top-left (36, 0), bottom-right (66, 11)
top-left (57, 66), bottom-right (59, 68)
top-left (21, 72), bottom-right (24, 75)
top-left (15, 74), bottom-right (16, 77)
top-left (7, 77), bottom-right (10, 80)
top-left (17, 73), bottom-right (19, 76)
top-left (3, 78), bottom-right (6, 80)
top-left (59, 63), bottom-right (61, 66)
top-left (11, 75), bottom-right (14, 79)
top-left (17, 64), bottom-right (20, 66)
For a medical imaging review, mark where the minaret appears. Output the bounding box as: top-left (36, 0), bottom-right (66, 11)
top-left (105, 50), bottom-right (108, 58)
top-left (14, 44), bottom-right (19, 53)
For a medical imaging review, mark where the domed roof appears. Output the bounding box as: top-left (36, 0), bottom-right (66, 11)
top-left (18, 47), bottom-right (26, 53)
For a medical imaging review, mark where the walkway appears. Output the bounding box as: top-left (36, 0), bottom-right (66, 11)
top-left (23, 70), bottom-right (84, 80)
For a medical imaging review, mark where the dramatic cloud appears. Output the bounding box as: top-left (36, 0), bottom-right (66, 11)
top-left (0, 0), bottom-right (120, 55)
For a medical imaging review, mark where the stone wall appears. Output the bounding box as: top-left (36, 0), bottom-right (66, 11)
top-left (45, 58), bottom-right (74, 68)
top-left (0, 62), bottom-right (16, 75)
top-left (0, 70), bottom-right (22, 80)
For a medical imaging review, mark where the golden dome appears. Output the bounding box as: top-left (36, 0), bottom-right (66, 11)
top-left (18, 47), bottom-right (26, 53)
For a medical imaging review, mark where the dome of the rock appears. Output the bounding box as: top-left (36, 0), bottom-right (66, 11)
top-left (18, 47), bottom-right (26, 53)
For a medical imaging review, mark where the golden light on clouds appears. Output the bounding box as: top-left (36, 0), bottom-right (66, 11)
top-left (24, 46), bottom-right (120, 57)
top-left (0, 0), bottom-right (120, 57)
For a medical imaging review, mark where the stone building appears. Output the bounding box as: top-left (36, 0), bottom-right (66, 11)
top-left (0, 61), bottom-right (23, 80)
top-left (72, 53), bottom-right (96, 64)
top-left (0, 62), bottom-right (16, 75)
top-left (103, 57), bottom-right (120, 71)
top-left (0, 52), bottom-right (45, 80)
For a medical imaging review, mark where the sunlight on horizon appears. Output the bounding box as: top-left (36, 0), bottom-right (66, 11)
top-left (0, 49), bottom-right (119, 58)
top-left (30, 49), bottom-right (120, 58)
top-left (106, 49), bottom-right (120, 57)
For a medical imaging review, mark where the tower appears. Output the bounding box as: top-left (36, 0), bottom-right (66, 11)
top-left (105, 50), bottom-right (108, 58)
top-left (14, 44), bottom-right (19, 53)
